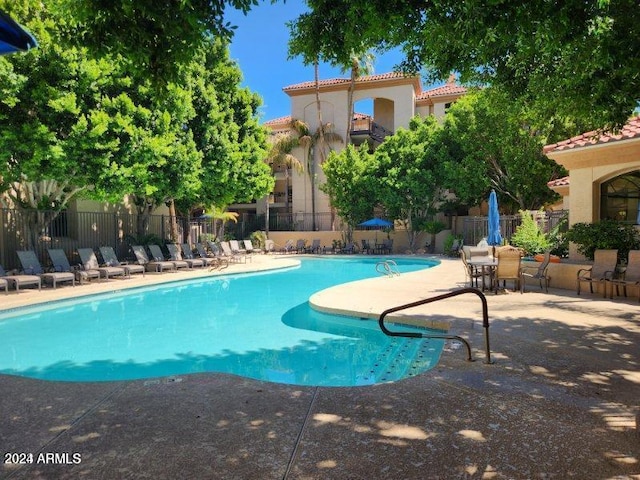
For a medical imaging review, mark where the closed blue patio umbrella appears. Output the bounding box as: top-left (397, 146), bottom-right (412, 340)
top-left (0, 10), bottom-right (37, 56)
top-left (487, 190), bottom-right (503, 255)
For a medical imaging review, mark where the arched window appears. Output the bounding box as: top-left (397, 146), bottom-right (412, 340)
top-left (600, 171), bottom-right (640, 224)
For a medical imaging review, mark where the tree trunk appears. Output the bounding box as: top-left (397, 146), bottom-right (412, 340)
top-left (311, 59), bottom-right (324, 231)
top-left (168, 198), bottom-right (179, 242)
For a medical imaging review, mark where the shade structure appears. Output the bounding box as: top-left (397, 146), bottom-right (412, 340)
top-left (358, 217), bottom-right (393, 228)
top-left (0, 10), bottom-right (37, 56)
top-left (486, 190), bottom-right (503, 247)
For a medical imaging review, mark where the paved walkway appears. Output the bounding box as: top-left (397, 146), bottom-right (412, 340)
top-left (1, 255), bottom-right (639, 479)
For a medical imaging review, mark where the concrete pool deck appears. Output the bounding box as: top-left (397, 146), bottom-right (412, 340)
top-left (0, 255), bottom-right (638, 479)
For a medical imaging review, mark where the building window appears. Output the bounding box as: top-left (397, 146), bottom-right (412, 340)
top-left (600, 171), bottom-right (640, 224)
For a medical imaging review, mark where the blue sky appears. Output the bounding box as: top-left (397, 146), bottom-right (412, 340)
top-left (225, 2), bottom-right (406, 123)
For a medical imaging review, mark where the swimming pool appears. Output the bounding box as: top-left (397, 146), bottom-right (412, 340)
top-left (0, 257), bottom-right (445, 386)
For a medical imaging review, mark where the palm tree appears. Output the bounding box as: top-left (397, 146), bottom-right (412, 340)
top-left (264, 125), bottom-right (306, 233)
top-left (344, 51), bottom-right (375, 145)
top-left (203, 205), bottom-right (238, 241)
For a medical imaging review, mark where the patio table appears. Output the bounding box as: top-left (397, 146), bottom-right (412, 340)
top-left (468, 257), bottom-right (498, 291)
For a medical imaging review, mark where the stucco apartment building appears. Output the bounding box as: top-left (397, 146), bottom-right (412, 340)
top-left (230, 72), bottom-right (467, 228)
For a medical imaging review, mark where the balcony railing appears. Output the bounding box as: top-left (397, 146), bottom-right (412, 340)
top-left (351, 118), bottom-right (393, 143)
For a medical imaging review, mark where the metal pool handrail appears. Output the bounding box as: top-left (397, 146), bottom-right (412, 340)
top-left (378, 287), bottom-right (492, 364)
top-left (376, 260), bottom-right (400, 277)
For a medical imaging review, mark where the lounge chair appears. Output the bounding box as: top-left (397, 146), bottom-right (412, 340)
top-left (280, 239), bottom-right (295, 254)
top-left (99, 246), bottom-right (145, 277)
top-left (243, 239), bottom-right (262, 254)
top-left (521, 250), bottom-right (551, 292)
top-left (195, 242), bottom-right (228, 270)
top-left (48, 248), bottom-right (100, 284)
top-left (494, 246), bottom-right (523, 293)
top-left (264, 239), bottom-right (275, 253)
top-left (175, 243), bottom-right (205, 268)
top-left (77, 248), bottom-right (127, 280)
top-left (577, 249), bottom-right (617, 296)
top-left (148, 244), bottom-right (189, 270)
top-left (0, 264), bottom-right (41, 293)
top-left (341, 242), bottom-right (357, 254)
top-left (206, 241), bottom-right (233, 268)
top-left (229, 240), bottom-right (247, 255)
top-left (132, 245), bottom-right (176, 273)
top-left (17, 250), bottom-right (75, 288)
top-left (166, 243), bottom-right (202, 269)
top-left (219, 241), bottom-right (247, 263)
top-left (609, 250), bottom-right (640, 301)
top-left (306, 239), bottom-right (322, 254)
top-left (294, 239), bottom-right (306, 254)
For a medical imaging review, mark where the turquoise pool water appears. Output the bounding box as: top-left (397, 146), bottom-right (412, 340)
top-left (0, 257), bottom-right (444, 386)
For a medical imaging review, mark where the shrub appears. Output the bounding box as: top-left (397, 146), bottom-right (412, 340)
top-left (443, 233), bottom-right (463, 257)
top-left (565, 220), bottom-right (640, 261)
top-left (510, 211), bottom-right (550, 256)
top-left (249, 230), bottom-right (267, 249)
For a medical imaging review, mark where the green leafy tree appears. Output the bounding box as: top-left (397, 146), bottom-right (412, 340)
top-left (321, 144), bottom-right (376, 242)
top-left (181, 39), bottom-right (274, 215)
top-left (289, 0), bottom-right (640, 129)
top-left (371, 116), bottom-right (447, 252)
top-left (58, 0), bottom-right (263, 82)
top-left (438, 89), bottom-right (565, 213)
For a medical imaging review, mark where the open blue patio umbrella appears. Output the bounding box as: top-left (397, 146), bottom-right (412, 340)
top-left (0, 10), bottom-right (37, 56)
top-left (358, 217), bottom-right (393, 229)
top-left (487, 190), bottom-right (503, 255)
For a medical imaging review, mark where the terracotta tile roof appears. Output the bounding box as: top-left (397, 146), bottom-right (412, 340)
top-left (263, 115), bottom-right (291, 127)
top-left (543, 116), bottom-right (640, 154)
top-left (547, 176), bottom-right (569, 188)
top-left (416, 83), bottom-right (467, 100)
top-left (283, 72), bottom-right (412, 92)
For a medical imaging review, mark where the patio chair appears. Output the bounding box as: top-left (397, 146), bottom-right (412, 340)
top-left (494, 246), bottom-right (523, 293)
top-left (576, 249), bottom-right (617, 296)
top-left (98, 246), bottom-right (146, 277)
top-left (48, 248), bottom-right (99, 284)
top-left (0, 264), bottom-right (41, 293)
top-left (77, 248), bottom-right (127, 280)
top-left (521, 250), bottom-right (552, 292)
top-left (609, 249), bottom-right (640, 301)
top-left (360, 239), bottom-right (372, 254)
top-left (377, 239), bottom-right (393, 254)
top-left (17, 250), bottom-right (75, 288)
top-left (132, 245), bottom-right (176, 273)
top-left (295, 239), bottom-right (307, 254)
top-left (166, 243), bottom-right (203, 269)
top-left (460, 248), bottom-right (485, 288)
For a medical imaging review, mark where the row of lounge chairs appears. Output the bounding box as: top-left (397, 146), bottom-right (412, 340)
top-left (278, 238), bottom-right (393, 255)
top-left (0, 241), bottom-right (261, 294)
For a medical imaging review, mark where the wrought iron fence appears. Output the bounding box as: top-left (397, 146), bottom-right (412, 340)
top-left (462, 210), bottom-right (568, 246)
top-left (0, 208), bottom-right (348, 270)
